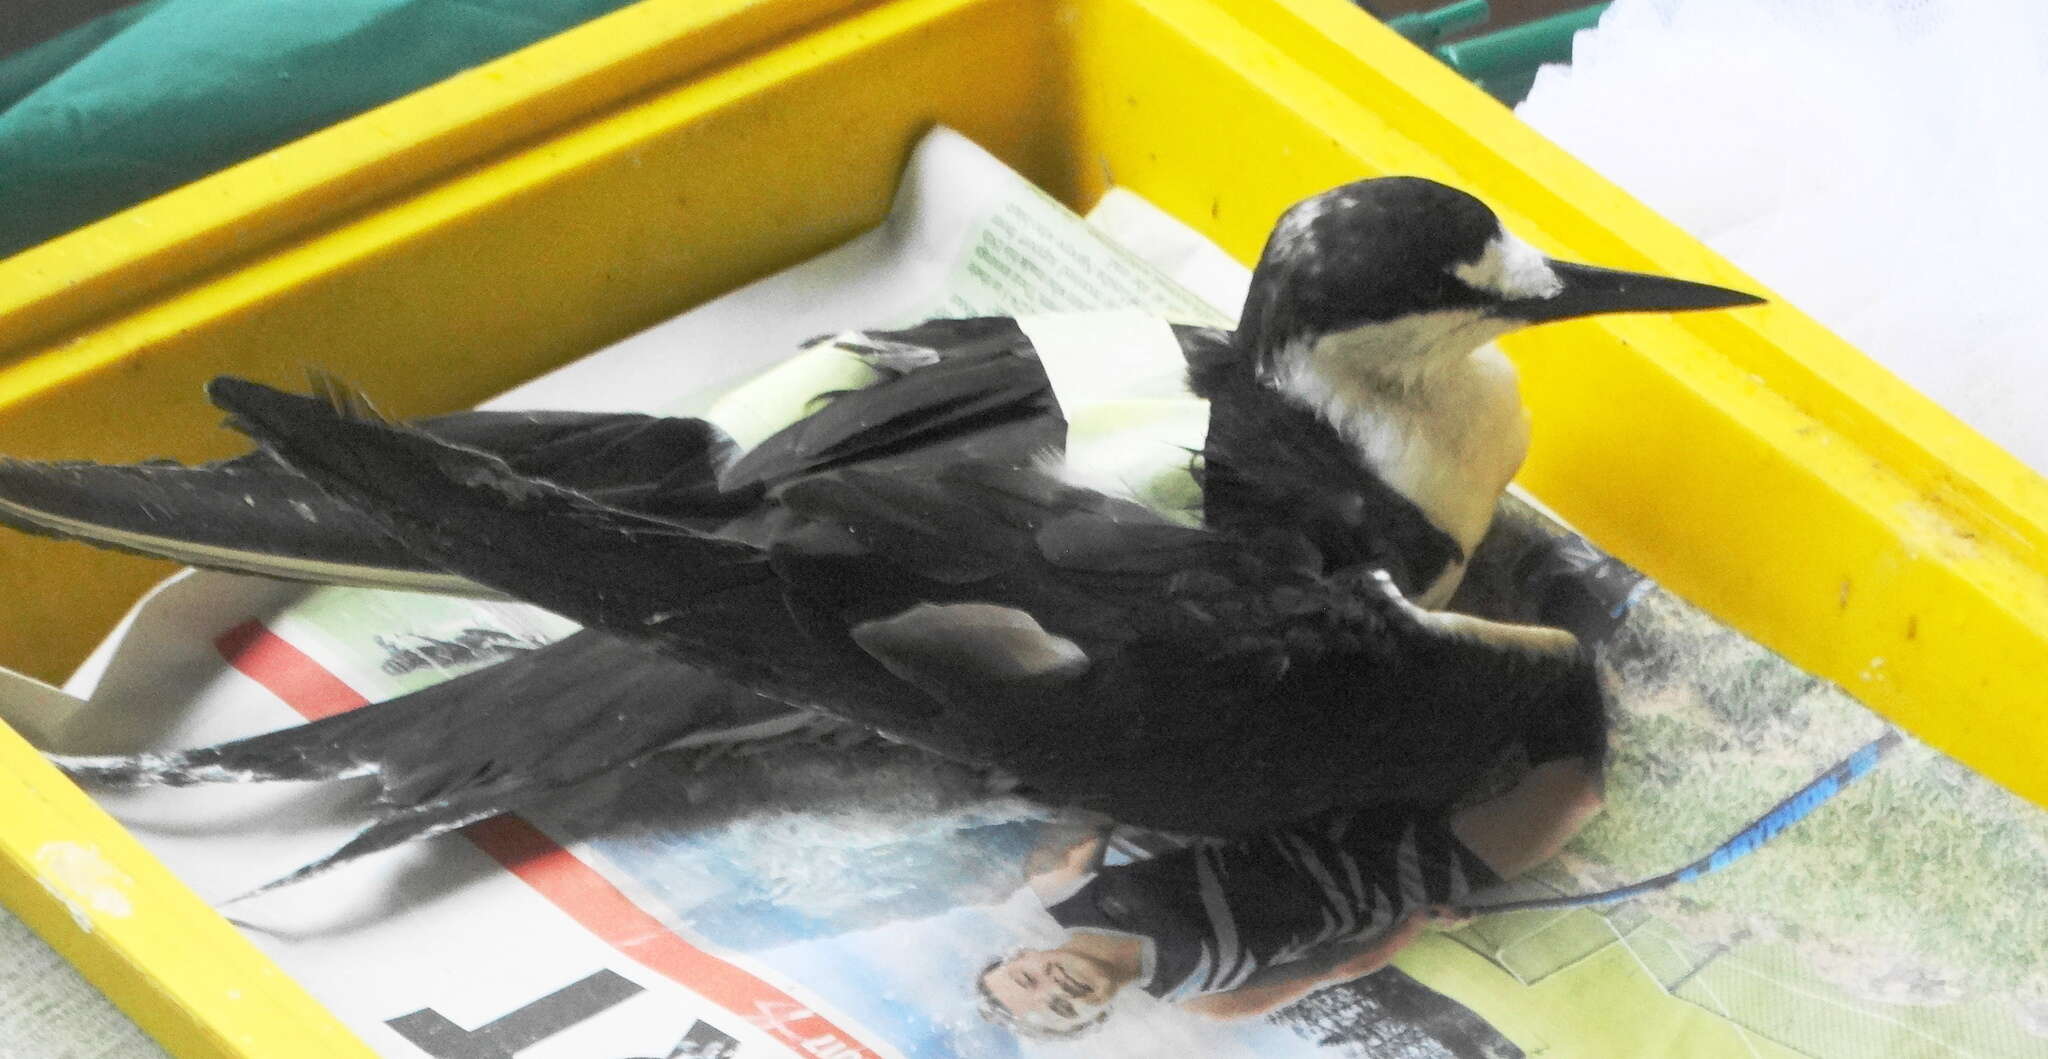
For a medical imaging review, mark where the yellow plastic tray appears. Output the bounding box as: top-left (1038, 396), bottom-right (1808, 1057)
top-left (1, 0), bottom-right (2043, 1053)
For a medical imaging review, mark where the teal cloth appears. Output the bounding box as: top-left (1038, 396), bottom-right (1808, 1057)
top-left (0, 0), bottom-right (640, 258)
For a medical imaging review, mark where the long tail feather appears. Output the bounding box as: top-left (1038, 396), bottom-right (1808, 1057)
top-left (208, 379), bottom-right (812, 676)
top-left (0, 455), bottom-right (485, 594)
top-left (0, 396), bottom-right (755, 593)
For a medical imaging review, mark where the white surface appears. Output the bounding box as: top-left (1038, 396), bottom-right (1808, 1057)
top-left (1519, 0), bottom-right (2048, 473)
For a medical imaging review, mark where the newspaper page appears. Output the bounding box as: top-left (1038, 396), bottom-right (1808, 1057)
top-left (4, 127), bottom-right (2046, 1059)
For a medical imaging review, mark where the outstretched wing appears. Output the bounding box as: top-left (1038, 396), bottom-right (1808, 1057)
top-left (56, 630), bottom-right (809, 893)
top-left (211, 380), bottom-right (1273, 762)
top-left (0, 319), bottom-right (1085, 590)
top-left (0, 409), bottom-right (751, 593)
top-left (0, 451), bottom-right (463, 592)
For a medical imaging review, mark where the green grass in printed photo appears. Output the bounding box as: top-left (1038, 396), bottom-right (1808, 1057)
top-left (1395, 586), bottom-right (2048, 1059)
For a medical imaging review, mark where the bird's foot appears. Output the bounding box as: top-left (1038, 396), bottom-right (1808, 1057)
top-left (1347, 565), bottom-right (1581, 658)
top-left (1342, 567), bottom-right (1430, 633)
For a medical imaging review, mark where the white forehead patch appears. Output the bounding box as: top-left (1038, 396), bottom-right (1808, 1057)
top-left (1272, 198), bottom-right (1325, 245)
top-left (1268, 190), bottom-right (1359, 265)
top-left (1452, 231), bottom-right (1563, 301)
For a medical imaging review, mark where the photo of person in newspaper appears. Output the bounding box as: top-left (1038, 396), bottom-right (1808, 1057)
top-left (976, 752), bottom-right (1603, 1039)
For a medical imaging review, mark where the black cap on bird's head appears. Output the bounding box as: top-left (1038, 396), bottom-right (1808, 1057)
top-left (1236, 177), bottom-right (1764, 381)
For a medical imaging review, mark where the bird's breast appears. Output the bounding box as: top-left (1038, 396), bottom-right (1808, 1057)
top-left (1302, 344), bottom-right (1531, 585)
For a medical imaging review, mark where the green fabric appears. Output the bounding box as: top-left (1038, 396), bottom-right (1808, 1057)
top-left (0, 0), bottom-right (640, 259)
top-left (0, 1), bottom-right (169, 114)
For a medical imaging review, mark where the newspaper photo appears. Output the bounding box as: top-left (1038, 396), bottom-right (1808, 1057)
top-left (2, 127), bottom-right (2044, 1059)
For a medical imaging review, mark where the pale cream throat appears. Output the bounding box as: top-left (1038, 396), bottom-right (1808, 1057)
top-left (1281, 341), bottom-right (1531, 563)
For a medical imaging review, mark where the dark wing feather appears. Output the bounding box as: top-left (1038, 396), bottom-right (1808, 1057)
top-left (0, 321), bottom-right (1056, 589)
top-left (722, 325), bottom-right (1056, 490)
top-left (212, 379), bottom-right (1200, 743)
top-left (1035, 510), bottom-right (1234, 575)
top-left (0, 453), bottom-right (464, 591)
top-left (59, 630), bottom-right (805, 892)
top-left (422, 410), bottom-right (757, 521)
top-left (802, 316), bottom-right (1039, 370)
top-left (0, 408), bottom-right (754, 592)
top-left (210, 379), bottom-right (948, 732)
top-left (209, 379), bottom-right (1322, 829)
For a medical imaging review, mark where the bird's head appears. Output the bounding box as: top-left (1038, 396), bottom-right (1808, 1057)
top-left (1236, 177), bottom-right (1763, 390)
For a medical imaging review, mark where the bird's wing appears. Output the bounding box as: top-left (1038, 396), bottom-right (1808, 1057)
top-left (0, 320), bottom-right (1071, 589)
top-left (211, 378), bottom-right (1607, 833)
top-left (208, 378), bottom-right (1241, 748)
top-left (0, 407), bottom-right (753, 593)
top-left (783, 466), bottom-right (1608, 823)
top-left (425, 408), bottom-right (755, 521)
top-left (45, 359), bottom-right (1208, 885)
top-left (55, 629), bottom-right (811, 893)
top-left (719, 318), bottom-right (1059, 490)
top-left (800, 316), bottom-right (1047, 372)
top-left (0, 451), bottom-right (471, 592)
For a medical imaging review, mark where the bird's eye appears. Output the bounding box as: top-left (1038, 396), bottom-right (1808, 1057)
top-left (1050, 998), bottom-right (1075, 1019)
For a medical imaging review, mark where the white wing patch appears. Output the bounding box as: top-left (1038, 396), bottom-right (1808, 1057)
top-left (852, 602), bottom-right (1091, 686)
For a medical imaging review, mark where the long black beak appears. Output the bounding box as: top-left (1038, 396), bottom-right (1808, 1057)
top-left (1499, 260), bottom-right (1765, 325)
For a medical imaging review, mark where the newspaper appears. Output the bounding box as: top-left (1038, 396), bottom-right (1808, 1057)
top-left (4, 127), bottom-right (2046, 1058)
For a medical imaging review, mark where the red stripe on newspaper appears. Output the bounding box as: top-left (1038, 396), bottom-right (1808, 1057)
top-left (216, 620), bottom-right (370, 720)
top-left (215, 621), bottom-right (885, 1059)
top-left (467, 816), bottom-right (883, 1057)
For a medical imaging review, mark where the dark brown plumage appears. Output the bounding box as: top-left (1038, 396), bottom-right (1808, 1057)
top-left (208, 377), bottom-right (1603, 836)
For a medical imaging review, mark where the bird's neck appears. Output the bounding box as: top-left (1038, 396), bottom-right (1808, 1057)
top-left (1264, 338), bottom-right (1532, 573)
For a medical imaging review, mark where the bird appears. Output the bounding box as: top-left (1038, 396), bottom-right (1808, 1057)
top-left (2, 177), bottom-right (1762, 883)
top-left (202, 374), bottom-right (1612, 840)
